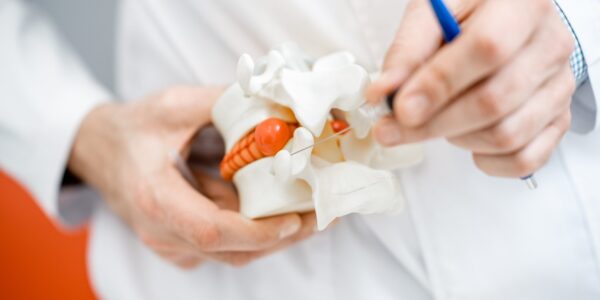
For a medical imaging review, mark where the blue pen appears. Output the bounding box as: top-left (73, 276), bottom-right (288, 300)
top-left (386, 0), bottom-right (538, 189)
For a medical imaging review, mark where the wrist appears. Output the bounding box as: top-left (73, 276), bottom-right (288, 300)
top-left (67, 102), bottom-right (123, 192)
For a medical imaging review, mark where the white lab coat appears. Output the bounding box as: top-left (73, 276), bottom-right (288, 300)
top-left (2, 0), bottom-right (600, 299)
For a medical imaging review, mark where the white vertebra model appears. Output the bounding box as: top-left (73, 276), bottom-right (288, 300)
top-left (212, 44), bottom-right (424, 230)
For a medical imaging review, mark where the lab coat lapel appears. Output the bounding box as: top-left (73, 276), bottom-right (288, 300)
top-left (361, 210), bottom-right (430, 291)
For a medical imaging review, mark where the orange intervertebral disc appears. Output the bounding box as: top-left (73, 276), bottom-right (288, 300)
top-left (220, 118), bottom-right (296, 181)
top-left (254, 118), bottom-right (292, 156)
top-left (330, 119), bottom-right (349, 133)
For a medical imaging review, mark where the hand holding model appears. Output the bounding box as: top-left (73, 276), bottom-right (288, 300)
top-left (67, 86), bottom-right (316, 268)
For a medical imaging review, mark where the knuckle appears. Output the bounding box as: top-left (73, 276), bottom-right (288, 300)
top-left (451, 0), bottom-right (470, 19)
top-left (472, 154), bottom-right (496, 177)
top-left (513, 151), bottom-right (539, 176)
top-left (135, 196), bottom-right (158, 219)
top-left (557, 31), bottom-right (575, 59)
top-left (563, 71), bottom-right (577, 95)
top-left (489, 123), bottom-right (519, 151)
top-left (159, 86), bottom-right (187, 110)
top-left (194, 223), bottom-right (222, 250)
top-left (473, 33), bottom-right (508, 64)
top-left (535, 0), bottom-right (552, 13)
top-left (553, 72), bottom-right (576, 105)
top-left (554, 111), bottom-right (572, 134)
top-left (504, 75), bottom-right (528, 101)
top-left (133, 184), bottom-right (162, 220)
top-left (176, 260), bottom-right (202, 270)
top-left (228, 254), bottom-right (253, 267)
top-left (427, 64), bottom-right (452, 97)
top-left (476, 86), bottom-right (506, 118)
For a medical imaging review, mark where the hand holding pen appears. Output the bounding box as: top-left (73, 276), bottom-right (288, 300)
top-left (366, 0), bottom-right (576, 188)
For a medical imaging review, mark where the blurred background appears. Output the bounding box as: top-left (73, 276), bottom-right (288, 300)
top-left (0, 1), bottom-right (116, 299)
top-left (35, 0), bottom-right (117, 90)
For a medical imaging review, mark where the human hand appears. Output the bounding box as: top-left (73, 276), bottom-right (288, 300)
top-left (68, 86), bottom-right (316, 269)
top-left (367, 0), bottom-right (575, 178)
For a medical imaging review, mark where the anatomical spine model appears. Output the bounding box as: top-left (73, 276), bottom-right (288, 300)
top-left (212, 44), bottom-right (423, 230)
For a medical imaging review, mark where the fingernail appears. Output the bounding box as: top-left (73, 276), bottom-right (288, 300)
top-left (279, 221), bottom-right (301, 239)
top-left (376, 120), bottom-right (403, 145)
top-left (402, 94), bottom-right (429, 121)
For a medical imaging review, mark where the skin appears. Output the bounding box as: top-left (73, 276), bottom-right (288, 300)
top-left (68, 86), bottom-right (317, 269)
top-left (366, 0), bottom-right (576, 178)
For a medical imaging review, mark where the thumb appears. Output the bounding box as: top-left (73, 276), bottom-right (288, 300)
top-left (210, 211), bottom-right (303, 252)
top-left (366, 0), bottom-right (475, 103)
top-left (160, 166), bottom-right (303, 252)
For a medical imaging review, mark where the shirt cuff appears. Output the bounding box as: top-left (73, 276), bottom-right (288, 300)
top-left (554, 0), bottom-right (600, 133)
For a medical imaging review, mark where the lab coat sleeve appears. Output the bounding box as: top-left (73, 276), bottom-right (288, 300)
top-left (0, 1), bottom-right (111, 226)
top-left (554, 0), bottom-right (600, 133)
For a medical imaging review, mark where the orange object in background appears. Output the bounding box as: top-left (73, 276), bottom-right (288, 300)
top-left (0, 171), bottom-right (96, 300)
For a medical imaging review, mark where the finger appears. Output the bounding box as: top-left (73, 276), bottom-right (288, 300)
top-left (152, 86), bottom-right (225, 133)
top-left (159, 167), bottom-right (303, 252)
top-left (209, 211), bottom-right (303, 252)
top-left (157, 251), bottom-right (204, 270)
top-left (448, 65), bottom-right (575, 154)
top-left (138, 230), bottom-right (195, 253)
top-left (270, 212), bottom-right (317, 246)
top-left (192, 170), bottom-right (239, 211)
top-left (373, 13), bottom-right (574, 147)
top-left (374, 33), bottom-right (562, 147)
top-left (142, 86), bottom-right (225, 154)
top-left (365, 0), bottom-right (478, 103)
top-left (415, 18), bottom-right (572, 140)
top-left (472, 111), bottom-right (571, 178)
top-left (373, 116), bottom-right (427, 146)
top-left (242, 212), bottom-right (326, 262)
top-left (151, 243), bottom-right (203, 266)
top-left (392, 0), bottom-right (552, 127)
top-left (205, 212), bottom-right (318, 267)
top-left (173, 255), bottom-right (204, 269)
